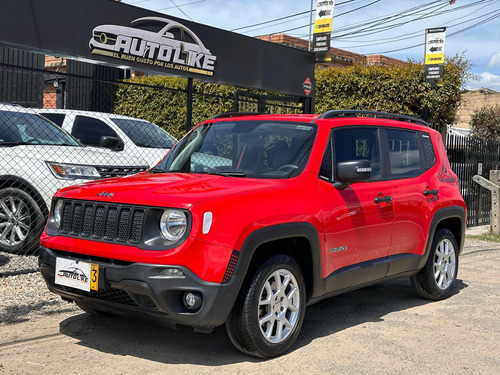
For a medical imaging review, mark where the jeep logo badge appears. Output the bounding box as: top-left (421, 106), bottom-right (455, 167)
top-left (97, 191), bottom-right (114, 198)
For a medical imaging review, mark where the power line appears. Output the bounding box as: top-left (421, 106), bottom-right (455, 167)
top-left (265, 0), bottom-right (386, 36)
top-left (156, 0), bottom-right (206, 12)
top-left (333, 0), bottom-right (499, 48)
top-left (230, 0), bottom-right (363, 33)
top-left (169, 0), bottom-right (193, 20)
top-left (367, 9), bottom-right (500, 54)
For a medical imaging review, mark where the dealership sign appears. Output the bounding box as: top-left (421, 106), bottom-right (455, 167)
top-left (0, 0), bottom-right (315, 97)
top-left (89, 16), bottom-right (217, 76)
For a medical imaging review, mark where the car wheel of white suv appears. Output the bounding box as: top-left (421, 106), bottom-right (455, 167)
top-left (0, 187), bottom-right (44, 255)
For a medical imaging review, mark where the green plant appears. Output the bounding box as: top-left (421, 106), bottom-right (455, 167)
top-left (470, 104), bottom-right (500, 140)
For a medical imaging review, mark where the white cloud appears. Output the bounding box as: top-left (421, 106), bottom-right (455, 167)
top-left (466, 72), bottom-right (500, 91)
top-left (489, 50), bottom-right (500, 67)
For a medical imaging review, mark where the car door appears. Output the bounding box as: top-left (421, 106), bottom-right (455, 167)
top-left (384, 128), bottom-right (438, 275)
top-left (318, 126), bottom-right (394, 285)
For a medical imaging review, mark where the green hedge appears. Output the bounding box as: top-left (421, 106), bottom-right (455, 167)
top-left (112, 56), bottom-right (470, 138)
top-left (315, 56), bottom-right (470, 134)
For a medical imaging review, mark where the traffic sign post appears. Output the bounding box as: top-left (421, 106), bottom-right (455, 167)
top-left (313, 0), bottom-right (335, 60)
top-left (424, 27), bottom-right (446, 87)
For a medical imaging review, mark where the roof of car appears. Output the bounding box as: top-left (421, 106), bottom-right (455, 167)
top-left (209, 110), bottom-right (429, 128)
top-left (35, 108), bottom-right (149, 121)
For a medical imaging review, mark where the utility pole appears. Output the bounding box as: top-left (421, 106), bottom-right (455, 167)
top-left (308, 0), bottom-right (313, 51)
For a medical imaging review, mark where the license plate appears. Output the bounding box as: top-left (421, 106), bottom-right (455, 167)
top-left (55, 257), bottom-right (98, 292)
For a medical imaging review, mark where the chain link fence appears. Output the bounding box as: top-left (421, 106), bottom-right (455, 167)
top-left (0, 55), bottom-right (305, 283)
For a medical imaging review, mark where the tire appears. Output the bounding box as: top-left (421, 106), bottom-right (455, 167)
top-left (0, 187), bottom-right (44, 255)
top-left (225, 255), bottom-right (306, 358)
top-left (411, 228), bottom-right (459, 300)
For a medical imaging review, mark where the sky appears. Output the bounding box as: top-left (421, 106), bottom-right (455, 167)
top-left (121, 0), bottom-right (500, 91)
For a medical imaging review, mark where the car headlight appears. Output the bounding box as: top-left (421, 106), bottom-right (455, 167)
top-left (46, 162), bottom-right (101, 180)
top-left (53, 200), bottom-right (64, 227)
top-left (160, 209), bottom-right (187, 242)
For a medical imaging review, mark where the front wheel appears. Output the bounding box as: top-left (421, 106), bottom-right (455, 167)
top-left (411, 228), bottom-right (459, 300)
top-left (226, 255), bottom-right (306, 358)
top-left (0, 187), bottom-right (44, 254)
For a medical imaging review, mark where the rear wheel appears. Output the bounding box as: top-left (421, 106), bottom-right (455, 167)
top-left (411, 228), bottom-right (459, 300)
top-left (0, 188), bottom-right (44, 254)
top-left (226, 255), bottom-right (306, 358)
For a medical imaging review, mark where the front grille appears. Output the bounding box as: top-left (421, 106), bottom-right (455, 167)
top-left (60, 200), bottom-right (145, 244)
top-left (96, 166), bottom-right (148, 178)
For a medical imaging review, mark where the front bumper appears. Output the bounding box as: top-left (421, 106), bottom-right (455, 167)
top-left (38, 246), bottom-right (241, 330)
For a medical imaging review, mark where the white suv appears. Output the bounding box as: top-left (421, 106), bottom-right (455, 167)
top-left (0, 105), bottom-right (148, 254)
top-left (36, 109), bottom-right (177, 168)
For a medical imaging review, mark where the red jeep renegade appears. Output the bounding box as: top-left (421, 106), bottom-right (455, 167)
top-left (39, 111), bottom-right (466, 358)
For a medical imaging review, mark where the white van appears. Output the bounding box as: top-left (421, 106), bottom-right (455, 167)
top-left (0, 105), bottom-right (148, 254)
top-left (36, 109), bottom-right (177, 168)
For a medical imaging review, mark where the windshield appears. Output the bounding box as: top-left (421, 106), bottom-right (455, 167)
top-left (156, 120), bottom-right (317, 179)
top-left (111, 118), bottom-right (177, 148)
top-left (0, 110), bottom-right (81, 146)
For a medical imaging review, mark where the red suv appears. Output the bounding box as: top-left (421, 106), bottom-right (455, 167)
top-left (39, 111), bottom-right (466, 358)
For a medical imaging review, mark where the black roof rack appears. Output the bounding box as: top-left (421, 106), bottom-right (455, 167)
top-left (211, 112), bottom-right (266, 119)
top-left (317, 110), bottom-right (428, 127)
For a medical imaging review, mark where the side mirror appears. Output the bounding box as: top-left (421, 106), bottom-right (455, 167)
top-left (98, 136), bottom-right (124, 151)
top-left (336, 159), bottom-right (371, 183)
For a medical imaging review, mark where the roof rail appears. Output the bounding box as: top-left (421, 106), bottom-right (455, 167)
top-left (317, 110), bottom-right (428, 127)
top-left (211, 112), bottom-right (266, 119)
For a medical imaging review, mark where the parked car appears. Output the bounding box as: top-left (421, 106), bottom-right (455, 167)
top-left (0, 105), bottom-right (148, 254)
top-left (39, 111), bottom-right (466, 358)
top-left (36, 109), bottom-right (177, 168)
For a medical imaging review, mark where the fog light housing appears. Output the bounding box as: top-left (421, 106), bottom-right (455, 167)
top-left (183, 292), bottom-right (202, 311)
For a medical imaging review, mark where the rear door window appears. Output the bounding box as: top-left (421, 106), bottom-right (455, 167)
top-left (72, 116), bottom-right (117, 145)
top-left (386, 129), bottom-right (422, 178)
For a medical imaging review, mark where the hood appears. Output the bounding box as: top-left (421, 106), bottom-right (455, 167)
top-left (0, 145), bottom-right (147, 166)
top-left (55, 172), bottom-right (284, 209)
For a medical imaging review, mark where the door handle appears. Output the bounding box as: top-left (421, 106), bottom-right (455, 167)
top-left (374, 196), bottom-right (392, 204)
top-left (423, 189), bottom-right (439, 197)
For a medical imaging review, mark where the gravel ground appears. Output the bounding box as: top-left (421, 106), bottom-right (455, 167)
top-left (0, 238), bottom-right (499, 326)
top-left (0, 237), bottom-right (499, 375)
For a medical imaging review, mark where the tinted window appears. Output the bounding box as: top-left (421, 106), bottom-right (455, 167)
top-left (72, 116), bottom-right (117, 145)
top-left (386, 129), bottom-right (421, 178)
top-left (41, 113), bottom-right (65, 126)
top-left (111, 118), bottom-right (176, 148)
top-left (319, 138), bottom-right (333, 181)
top-left (0, 111), bottom-right (80, 146)
top-left (420, 133), bottom-right (437, 170)
top-left (158, 121), bottom-right (317, 179)
top-left (333, 128), bottom-right (381, 181)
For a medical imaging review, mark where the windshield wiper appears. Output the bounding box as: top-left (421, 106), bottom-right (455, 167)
top-left (148, 167), bottom-right (168, 173)
top-left (207, 170), bottom-right (246, 177)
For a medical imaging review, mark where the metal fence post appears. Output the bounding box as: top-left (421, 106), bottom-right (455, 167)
top-left (473, 171), bottom-right (500, 235)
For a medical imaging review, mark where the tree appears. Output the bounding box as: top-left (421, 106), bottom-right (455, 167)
top-left (315, 55), bottom-right (471, 135)
top-left (470, 104), bottom-right (500, 140)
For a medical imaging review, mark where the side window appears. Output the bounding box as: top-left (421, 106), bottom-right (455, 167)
top-left (41, 113), bottom-right (65, 126)
top-left (386, 129), bottom-right (422, 178)
top-left (420, 133), bottom-right (437, 170)
top-left (319, 137), bottom-right (333, 181)
top-left (333, 128), bottom-right (381, 181)
top-left (72, 116), bottom-right (117, 145)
